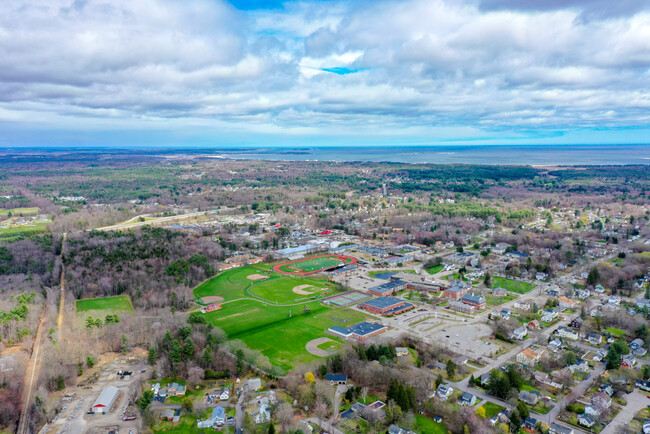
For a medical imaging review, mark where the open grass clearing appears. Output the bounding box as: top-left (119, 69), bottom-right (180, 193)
top-left (414, 414), bottom-right (448, 434)
top-left (492, 276), bottom-right (535, 294)
top-left (0, 207), bottom-right (39, 216)
top-left (482, 402), bottom-right (505, 419)
top-left (425, 264), bottom-right (444, 275)
top-left (75, 295), bottom-right (134, 314)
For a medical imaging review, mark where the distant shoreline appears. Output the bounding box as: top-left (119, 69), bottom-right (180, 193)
top-left (1, 144), bottom-right (649, 166)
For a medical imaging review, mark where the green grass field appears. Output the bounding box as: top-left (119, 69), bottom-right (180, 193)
top-left (425, 264), bottom-right (444, 275)
top-left (317, 340), bottom-right (342, 352)
top-left (0, 207), bottom-right (39, 216)
top-left (492, 276), bottom-right (535, 294)
top-left (248, 275), bottom-right (331, 304)
top-left (75, 295), bottom-right (134, 314)
top-left (606, 326), bottom-right (626, 338)
top-left (193, 266), bottom-right (334, 305)
top-left (482, 402), bottom-right (505, 419)
top-left (277, 255), bottom-right (354, 273)
top-left (414, 415), bottom-right (448, 434)
top-left (205, 299), bottom-right (367, 372)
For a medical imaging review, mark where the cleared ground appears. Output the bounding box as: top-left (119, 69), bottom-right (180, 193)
top-left (75, 295), bottom-right (134, 314)
top-left (0, 207), bottom-right (40, 216)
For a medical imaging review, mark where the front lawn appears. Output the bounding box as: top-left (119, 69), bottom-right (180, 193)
top-left (414, 414), bottom-right (448, 434)
top-left (482, 402), bottom-right (505, 419)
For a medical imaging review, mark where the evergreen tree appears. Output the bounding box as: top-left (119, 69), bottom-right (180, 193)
top-left (182, 338), bottom-right (195, 360)
top-left (202, 345), bottom-right (213, 367)
top-left (148, 347), bottom-right (158, 365)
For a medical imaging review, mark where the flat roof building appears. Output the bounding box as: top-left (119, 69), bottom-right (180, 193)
top-left (358, 297), bottom-right (414, 316)
top-left (329, 321), bottom-right (387, 341)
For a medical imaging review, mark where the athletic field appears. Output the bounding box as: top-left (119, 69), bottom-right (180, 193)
top-left (274, 254), bottom-right (357, 275)
top-left (204, 299), bottom-right (368, 372)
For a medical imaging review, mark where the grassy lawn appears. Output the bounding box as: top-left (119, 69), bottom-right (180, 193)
top-left (0, 207), bottom-right (40, 216)
top-left (606, 326), bottom-right (626, 338)
top-left (414, 414), bottom-right (448, 434)
top-left (486, 294), bottom-right (517, 306)
top-left (75, 295), bottom-right (134, 314)
top-left (482, 402), bottom-right (505, 419)
top-left (0, 222), bottom-right (49, 240)
top-left (425, 264), bottom-right (444, 275)
top-left (205, 300), bottom-right (368, 373)
top-left (153, 408), bottom-right (235, 433)
top-left (492, 276), bottom-right (535, 294)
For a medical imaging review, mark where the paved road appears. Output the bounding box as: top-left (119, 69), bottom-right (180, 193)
top-left (601, 390), bottom-right (649, 434)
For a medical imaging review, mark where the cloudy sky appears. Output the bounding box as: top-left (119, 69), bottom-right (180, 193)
top-left (1, 0), bottom-right (649, 147)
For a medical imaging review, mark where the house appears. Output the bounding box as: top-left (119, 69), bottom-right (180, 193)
top-left (621, 354), bottom-right (636, 368)
top-left (516, 348), bottom-right (541, 365)
top-left (592, 392), bottom-right (612, 408)
top-left (594, 284), bottom-right (605, 293)
top-left (499, 308), bottom-right (512, 320)
top-left (511, 326), bottom-right (528, 340)
top-left (523, 416), bottom-right (538, 432)
top-left (513, 301), bottom-right (531, 311)
top-left (558, 296), bottom-right (577, 309)
top-left (395, 347), bottom-right (409, 357)
top-left (387, 425), bottom-right (416, 434)
top-left (556, 326), bottom-right (579, 341)
top-left (91, 386), bottom-right (120, 414)
top-left (480, 373), bottom-right (491, 386)
top-left (599, 384), bottom-right (614, 396)
top-left (568, 359), bottom-right (589, 373)
top-left (460, 293), bottom-right (486, 309)
top-left (492, 287), bottom-right (508, 297)
top-left (527, 320), bottom-right (540, 330)
top-left (635, 379), bottom-right (650, 391)
top-left (584, 404), bottom-right (602, 416)
top-left (630, 338), bottom-right (645, 350)
top-left (167, 383), bottom-right (186, 397)
top-left (568, 317), bottom-right (583, 329)
top-left (245, 378), bottom-right (262, 391)
top-left (459, 392), bottom-right (476, 406)
top-left (325, 374), bottom-right (347, 385)
top-left (519, 390), bottom-right (541, 405)
top-left (534, 372), bottom-right (562, 389)
top-left (436, 384), bottom-right (453, 400)
top-left (577, 289), bottom-right (590, 299)
top-left (549, 422), bottom-right (575, 434)
top-left (197, 406), bottom-right (226, 428)
top-left (578, 413), bottom-right (595, 428)
top-left (160, 408), bottom-right (181, 423)
top-left (548, 338), bottom-right (563, 352)
top-left (535, 272), bottom-right (548, 281)
top-left (587, 333), bottom-right (603, 346)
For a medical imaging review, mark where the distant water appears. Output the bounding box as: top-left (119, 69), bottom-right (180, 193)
top-left (213, 144), bottom-right (650, 166)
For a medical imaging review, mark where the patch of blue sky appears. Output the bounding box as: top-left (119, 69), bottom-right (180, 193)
top-left (321, 67), bottom-right (366, 75)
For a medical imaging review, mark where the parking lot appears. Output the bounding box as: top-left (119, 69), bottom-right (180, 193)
top-left (42, 354), bottom-right (149, 434)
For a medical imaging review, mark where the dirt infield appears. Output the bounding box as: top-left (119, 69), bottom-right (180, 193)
top-left (293, 284), bottom-right (318, 295)
top-left (201, 296), bottom-right (224, 304)
top-left (246, 274), bottom-right (268, 281)
top-left (305, 337), bottom-right (337, 357)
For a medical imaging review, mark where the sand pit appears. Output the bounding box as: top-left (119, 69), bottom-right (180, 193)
top-left (201, 296), bottom-right (224, 303)
top-left (306, 337), bottom-right (337, 357)
top-left (293, 284), bottom-right (319, 295)
top-left (247, 273), bottom-right (268, 281)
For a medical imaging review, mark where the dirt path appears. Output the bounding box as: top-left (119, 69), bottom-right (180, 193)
top-left (56, 233), bottom-right (66, 341)
top-left (17, 300), bottom-right (48, 434)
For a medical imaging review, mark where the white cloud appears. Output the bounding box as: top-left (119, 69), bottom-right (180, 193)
top-left (0, 0), bottom-right (649, 145)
